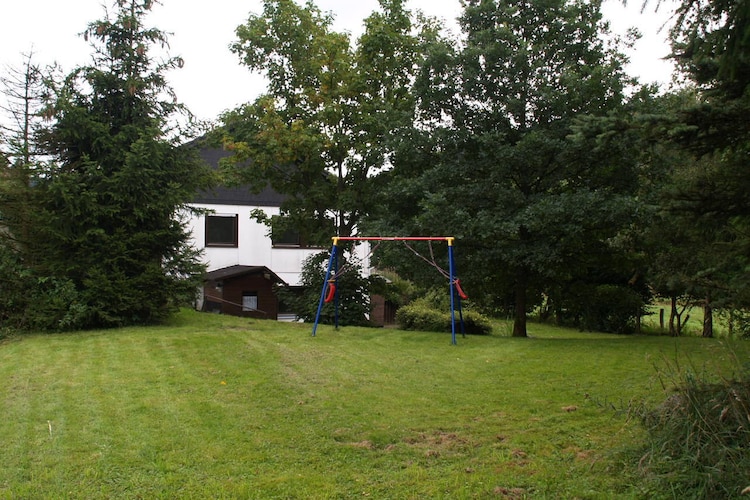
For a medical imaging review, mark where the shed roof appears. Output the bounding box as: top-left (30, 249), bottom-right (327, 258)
top-left (204, 265), bottom-right (287, 285)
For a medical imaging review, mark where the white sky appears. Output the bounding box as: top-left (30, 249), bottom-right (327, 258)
top-left (1, 0), bottom-right (676, 124)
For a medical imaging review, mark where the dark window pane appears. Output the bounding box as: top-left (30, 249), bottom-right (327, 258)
top-left (272, 228), bottom-right (300, 247)
top-left (206, 215), bottom-right (238, 247)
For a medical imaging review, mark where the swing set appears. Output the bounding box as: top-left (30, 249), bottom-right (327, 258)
top-left (312, 236), bottom-right (468, 344)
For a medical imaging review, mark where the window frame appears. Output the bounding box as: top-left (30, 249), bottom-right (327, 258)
top-left (205, 214), bottom-right (239, 248)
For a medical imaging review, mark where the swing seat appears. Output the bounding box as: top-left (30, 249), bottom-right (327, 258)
top-left (324, 282), bottom-right (337, 303)
top-left (455, 279), bottom-right (468, 300)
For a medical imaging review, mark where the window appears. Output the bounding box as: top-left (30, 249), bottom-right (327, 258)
top-left (242, 292), bottom-right (258, 312)
top-left (205, 214), bottom-right (238, 247)
top-left (271, 228), bottom-right (301, 247)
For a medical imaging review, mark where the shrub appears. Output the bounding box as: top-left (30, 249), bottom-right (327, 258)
top-left (27, 277), bottom-right (91, 331)
top-left (396, 302), bottom-right (447, 332)
top-left (637, 364), bottom-right (750, 497)
top-left (396, 296), bottom-right (493, 335)
top-left (563, 283), bottom-right (644, 334)
top-left (0, 244), bottom-right (32, 330)
top-left (460, 310), bottom-right (494, 335)
top-left (369, 269), bottom-right (420, 307)
top-left (0, 244), bottom-right (92, 332)
top-left (727, 309), bottom-right (750, 338)
top-left (277, 251), bottom-right (371, 327)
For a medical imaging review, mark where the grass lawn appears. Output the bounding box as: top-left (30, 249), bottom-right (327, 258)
top-left (1, 310), bottom-right (747, 499)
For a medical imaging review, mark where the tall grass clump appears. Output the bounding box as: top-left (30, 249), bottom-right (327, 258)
top-left (636, 357), bottom-right (750, 497)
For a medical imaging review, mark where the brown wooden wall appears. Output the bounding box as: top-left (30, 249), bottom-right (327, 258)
top-left (204, 274), bottom-right (279, 319)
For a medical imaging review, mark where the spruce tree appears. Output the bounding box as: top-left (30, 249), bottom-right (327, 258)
top-left (662, 0), bottom-right (750, 330)
top-left (33, 0), bottom-right (209, 329)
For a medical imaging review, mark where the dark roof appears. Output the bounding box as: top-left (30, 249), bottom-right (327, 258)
top-left (193, 146), bottom-right (286, 207)
top-left (204, 265), bottom-right (287, 285)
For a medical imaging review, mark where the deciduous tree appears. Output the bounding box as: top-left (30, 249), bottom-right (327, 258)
top-left (378, 0), bottom-right (646, 336)
top-left (220, 0), bottom-right (430, 244)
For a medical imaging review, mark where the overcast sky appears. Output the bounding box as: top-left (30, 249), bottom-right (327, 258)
top-left (1, 0), bottom-right (676, 124)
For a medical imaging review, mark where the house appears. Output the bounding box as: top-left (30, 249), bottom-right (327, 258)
top-left (187, 145), bottom-right (386, 323)
top-left (186, 146), bottom-right (322, 320)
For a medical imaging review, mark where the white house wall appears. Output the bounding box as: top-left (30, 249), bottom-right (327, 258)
top-left (186, 203), bottom-right (322, 286)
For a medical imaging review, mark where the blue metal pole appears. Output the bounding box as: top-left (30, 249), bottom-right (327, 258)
top-left (312, 239), bottom-right (338, 336)
top-left (334, 250), bottom-right (340, 330)
top-left (448, 239), bottom-right (457, 345)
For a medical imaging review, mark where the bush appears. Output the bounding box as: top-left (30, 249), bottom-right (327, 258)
top-left (27, 277), bottom-right (91, 331)
top-left (460, 310), bottom-right (494, 335)
top-left (0, 244), bottom-right (92, 332)
top-left (0, 244), bottom-right (32, 330)
top-left (562, 283), bottom-right (644, 334)
top-left (396, 302), bottom-right (447, 332)
top-left (636, 365), bottom-right (750, 497)
top-left (369, 269), bottom-right (420, 307)
top-left (396, 295), bottom-right (493, 335)
top-left (727, 309), bottom-right (750, 338)
top-left (277, 251), bottom-right (371, 327)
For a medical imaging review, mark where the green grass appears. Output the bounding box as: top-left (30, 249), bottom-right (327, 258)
top-left (1, 310), bottom-right (747, 499)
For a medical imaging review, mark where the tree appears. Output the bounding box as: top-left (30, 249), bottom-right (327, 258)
top-left (377, 0), bottom-right (646, 336)
top-left (220, 0), bottom-right (429, 244)
top-left (655, 0), bottom-right (750, 334)
top-left (0, 52), bottom-right (56, 328)
top-left (28, 0), bottom-right (210, 329)
top-left (0, 52), bottom-right (49, 258)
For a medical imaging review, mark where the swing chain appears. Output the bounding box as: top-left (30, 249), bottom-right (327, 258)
top-left (402, 241), bottom-right (451, 279)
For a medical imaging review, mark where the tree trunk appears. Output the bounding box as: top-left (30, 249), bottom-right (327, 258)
top-left (512, 270), bottom-right (528, 337)
top-left (702, 294), bottom-right (713, 338)
top-left (659, 308), bottom-right (664, 330)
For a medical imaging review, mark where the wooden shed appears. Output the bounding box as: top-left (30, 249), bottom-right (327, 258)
top-left (202, 265), bottom-right (286, 319)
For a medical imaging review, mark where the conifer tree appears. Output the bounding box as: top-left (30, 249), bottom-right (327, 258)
top-left (31, 0), bottom-right (209, 329)
top-left (0, 52), bottom-right (56, 329)
top-left (662, 0), bottom-right (750, 332)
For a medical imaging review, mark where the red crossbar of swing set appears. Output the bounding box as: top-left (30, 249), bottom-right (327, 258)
top-left (332, 236), bottom-right (455, 244)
